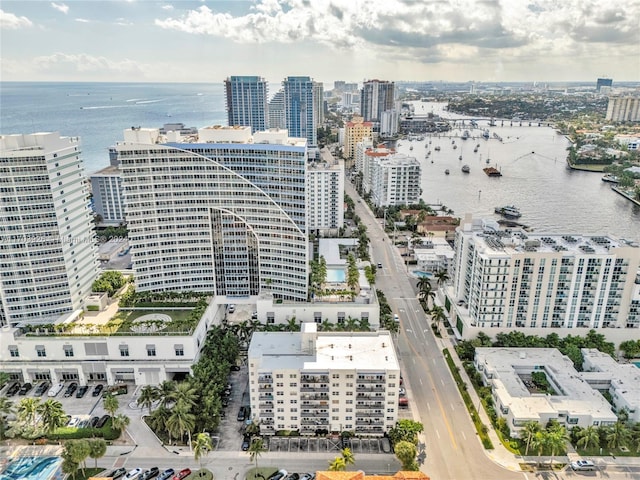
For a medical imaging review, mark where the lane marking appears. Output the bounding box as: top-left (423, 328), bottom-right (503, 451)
top-left (441, 378), bottom-right (445, 386)
top-left (435, 429), bottom-right (441, 439)
top-left (419, 378), bottom-right (423, 385)
top-left (426, 402), bottom-right (431, 411)
top-left (461, 431), bottom-right (467, 441)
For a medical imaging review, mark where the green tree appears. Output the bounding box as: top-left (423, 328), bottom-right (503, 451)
top-left (102, 393), bottom-right (119, 417)
top-left (88, 438), bottom-right (107, 468)
top-left (530, 431), bottom-right (548, 466)
top-left (38, 399), bottom-right (66, 434)
top-left (341, 447), bottom-right (355, 468)
top-left (328, 456), bottom-right (346, 471)
top-left (157, 380), bottom-right (176, 408)
top-left (61, 457), bottom-right (79, 480)
top-left (430, 305), bottom-right (447, 335)
top-left (0, 396), bottom-right (14, 440)
top-left (17, 397), bottom-right (41, 429)
top-left (63, 439), bottom-right (91, 477)
top-left (248, 437), bottom-right (265, 471)
top-left (434, 269), bottom-right (450, 287)
top-left (167, 403), bottom-right (196, 448)
top-left (394, 440), bottom-right (418, 470)
top-left (170, 381), bottom-right (198, 410)
top-left (137, 385), bottom-right (159, 414)
top-left (576, 425), bottom-right (600, 451)
top-left (193, 432), bottom-right (213, 468)
top-left (606, 421), bottom-right (631, 449)
top-left (346, 253), bottom-right (359, 291)
top-left (417, 278), bottom-right (435, 310)
top-left (388, 419), bottom-right (424, 445)
top-left (521, 421), bottom-right (541, 456)
top-left (546, 424), bottom-right (569, 466)
top-left (111, 413), bottom-right (130, 434)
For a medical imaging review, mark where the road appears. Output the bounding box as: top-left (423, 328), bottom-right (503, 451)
top-left (346, 180), bottom-right (524, 480)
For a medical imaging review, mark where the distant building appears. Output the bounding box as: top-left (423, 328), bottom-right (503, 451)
top-left (249, 323), bottom-right (400, 436)
top-left (380, 109), bottom-right (399, 137)
top-left (90, 165), bottom-right (124, 225)
top-left (314, 81), bottom-right (325, 125)
top-left (344, 116), bottom-right (373, 160)
top-left (268, 89), bottom-right (286, 130)
top-left (596, 78), bottom-right (613, 92)
top-left (0, 132), bottom-right (98, 326)
top-left (307, 149), bottom-right (344, 233)
top-left (606, 96), bottom-right (640, 122)
top-left (284, 76), bottom-right (319, 148)
top-left (361, 80), bottom-right (395, 124)
top-left (413, 237), bottom-right (455, 276)
top-left (224, 76), bottom-right (269, 133)
top-left (614, 134), bottom-right (640, 150)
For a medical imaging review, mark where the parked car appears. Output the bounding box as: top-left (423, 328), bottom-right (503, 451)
top-left (141, 467), bottom-right (160, 479)
top-left (75, 385), bottom-right (89, 398)
top-left (288, 474), bottom-right (300, 480)
top-left (105, 467), bottom-right (127, 479)
top-left (172, 468), bottom-right (191, 480)
top-left (399, 387), bottom-right (406, 396)
top-left (237, 406), bottom-right (246, 421)
top-left (228, 304), bottom-right (235, 313)
top-left (89, 416), bottom-right (100, 428)
top-left (48, 382), bottom-right (65, 397)
top-left (18, 383), bottom-right (33, 395)
top-left (268, 470), bottom-right (288, 480)
top-left (377, 263), bottom-right (383, 269)
top-left (124, 468), bottom-right (143, 480)
top-left (230, 365), bottom-right (241, 371)
top-left (68, 416), bottom-right (81, 428)
top-left (241, 436), bottom-right (251, 451)
top-left (64, 382), bottom-right (78, 397)
top-left (157, 469), bottom-right (174, 480)
top-left (105, 384), bottom-right (128, 396)
top-left (95, 414), bottom-right (111, 428)
top-left (92, 384), bottom-right (104, 397)
top-left (5, 382), bottom-right (21, 397)
top-left (299, 474), bottom-right (315, 480)
top-left (571, 460), bottom-right (595, 471)
top-left (34, 381), bottom-right (50, 396)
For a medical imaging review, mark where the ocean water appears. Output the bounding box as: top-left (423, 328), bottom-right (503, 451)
top-left (0, 82), bottom-right (227, 174)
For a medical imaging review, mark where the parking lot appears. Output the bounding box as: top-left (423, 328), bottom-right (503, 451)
top-left (266, 436), bottom-right (391, 454)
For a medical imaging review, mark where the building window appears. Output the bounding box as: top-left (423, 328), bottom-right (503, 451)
top-left (174, 344), bottom-right (184, 356)
top-left (64, 346), bottom-right (74, 357)
top-left (146, 345), bottom-right (156, 357)
top-left (36, 346), bottom-right (46, 357)
top-left (9, 346), bottom-right (19, 357)
top-left (120, 346), bottom-right (129, 357)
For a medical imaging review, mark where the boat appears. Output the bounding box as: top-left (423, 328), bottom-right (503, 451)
top-left (486, 157), bottom-right (490, 164)
top-left (453, 145), bottom-right (457, 149)
top-left (459, 155), bottom-right (462, 160)
top-left (461, 165), bottom-right (470, 173)
top-left (602, 174), bottom-right (620, 184)
top-left (434, 146), bottom-right (441, 151)
top-left (410, 145), bottom-right (413, 150)
top-left (483, 167), bottom-right (502, 177)
top-left (482, 129), bottom-right (490, 139)
top-left (494, 205), bottom-right (521, 218)
top-left (461, 130), bottom-right (469, 140)
top-left (473, 147), bottom-right (478, 153)
top-left (445, 169), bottom-right (450, 175)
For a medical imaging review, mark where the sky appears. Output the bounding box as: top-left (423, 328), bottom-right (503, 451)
top-left (1, 0), bottom-right (639, 84)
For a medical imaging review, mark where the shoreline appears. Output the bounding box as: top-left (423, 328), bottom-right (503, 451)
top-left (612, 186), bottom-right (640, 207)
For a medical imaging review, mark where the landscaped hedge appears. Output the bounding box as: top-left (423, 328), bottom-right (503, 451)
top-left (47, 420), bottom-right (120, 441)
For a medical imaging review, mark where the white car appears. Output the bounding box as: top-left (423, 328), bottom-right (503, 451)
top-left (393, 314), bottom-right (399, 322)
top-left (67, 416), bottom-right (81, 428)
top-left (570, 460), bottom-right (595, 471)
top-left (124, 468), bottom-right (143, 480)
top-left (228, 304), bottom-right (236, 313)
top-left (47, 382), bottom-right (65, 397)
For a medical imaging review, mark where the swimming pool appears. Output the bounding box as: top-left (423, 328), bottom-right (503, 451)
top-left (413, 271), bottom-right (433, 278)
top-left (0, 456), bottom-right (63, 480)
top-left (633, 361), bottom-right (640, 369)
top-left (326, 268), bottom-right (346, 283)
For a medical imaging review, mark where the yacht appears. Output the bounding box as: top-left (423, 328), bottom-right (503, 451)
top-left (602, 174), bottom-right (619, 184)
top-left (445, 169), bottom-right (450, 175)
top-left (494, 205), bottom-right (521, 218)
top-left (461, 165), bottom-right (470, 173)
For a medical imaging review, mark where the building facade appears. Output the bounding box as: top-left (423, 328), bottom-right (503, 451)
top-left (248, 323), bottom-right (400, 436)
top-left (366, 152), bottom-right (421, 208)
top-left (344, 116), bottom-right (373, 160)
top-left (307, 149), bottom-right (344, 232)
top-left (606, 96), bottom-right (640, 122)
top-left (0, 133), bottom-right (98, 327)
top-left (116, 126), bottom-right (309, 302)
top-left (268, 89), bottom-right (286, 130)
top-left (361, 80), bottom-right (395, 124)
top-left (90, 166), bottom-right (124, 225)
top-left (284, 76), bottom-right (318, 148)
top-left (447, 216), bottom-right (640, 341)
top-left (224, 76), bottom-right (269, 133)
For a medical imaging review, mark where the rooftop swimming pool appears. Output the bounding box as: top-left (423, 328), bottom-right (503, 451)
top-left (0, 456), bottom-right (63, 480)
top-left (326, 268), bottom-right (346, 283)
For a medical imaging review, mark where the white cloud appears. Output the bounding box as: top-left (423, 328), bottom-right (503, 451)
top-left (33, 52), bottom-right (148, 75)
top-left (75, 18), bottom-right (90, 23)
top-left (161, 4), bottom-right (174, 11)
top-left (0, 9), bottom-right (33, 29)
top-left (51, 2), bottom-right (69, 14)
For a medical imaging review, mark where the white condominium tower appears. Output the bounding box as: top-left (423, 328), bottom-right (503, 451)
top-left (0, 133), bottom-right (98, 326)
top-left (224, 76), bottom-right (269, 133)
top-left (449, 216), bottom-right (640, 339)
top-left (307, 149), bottom-right (344, 233)
top-left (116, 126), bottom-right (309, 302)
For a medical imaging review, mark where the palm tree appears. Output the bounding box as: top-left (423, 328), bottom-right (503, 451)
top-left (530, 430), bottom-right (548, 467)
top-left (577, 425), bottom-right (600, 451)
top-left (328, 456), bottom-right (346, 471)
top-left (546, 424), bottom-right (569, 466)
top-left (148, 405), bottom-right (171, 442)
top-left (111, 413), bottom-right (130, 434)
top-left (521, 421), bottom-right (541, 456)
top-left (606, 421), bottom-right (631, 449)
top-left (38, 399), bottom-right (67, 434)
top-left (193, 432), bottom-right (213, 468)
top-left (418, 279), bottom-right (435, 310)
top-left (157, 380), bottom-right (176, 408)
top-left (0, 397), bottom-right (14, 440)
top-left (171, 381), bottom-right (198, 410)
top-left (320, 319), bottom-right (334, 332)
top-left (344, 317), bottom-right (359, 332)
top-left (102, 393), bottom-right (119, 417)
top-left (17, 397), bottom-right (41, 429)
top-left (88, 438), bottom-right (107, 468)
top-left (248, 437), bottom-right (265, 471)
top-left (434, 269), bottom-right (449, 288)
top-left (137, 385), bottom-right (159, 414)
top-left (285, 317), bottom-right (300, 332)
top-left (341, 447), bottom-right (355, 468)
top-left (166, 403), bottom-right (196, 449)
top-left (429, 305), bottom-right (447, 334)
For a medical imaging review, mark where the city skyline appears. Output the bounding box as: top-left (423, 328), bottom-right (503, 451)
top-left (1, 0), bottom-right (639, 84)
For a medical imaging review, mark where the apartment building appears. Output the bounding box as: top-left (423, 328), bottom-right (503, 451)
top-left (116, 126), bottom-right (309, 302)
top-left (606, 96), bottom-right (640, 122)
top-left (284, 76), bottom-right (319, 148)
top-left (361, 80), bottom-right (395, 124)
top-left (447, 216), bottom-right (640, 342)
top-left (307, 148), bottom-right (344, 233)
top-left (0, 132), bottom-right (98, 327)
top-left (90, 165), bottom-right (124, 225)
top-left (248, 323), bottom-right (400, 436)
top-left (344, 116), bottom-right (373, 160)
top-left (224, 76), bottom-right (269, 133)
top-left (368, 153), bottom-right (421, 208)
top-left (268, 89), bottom-right (286, 130)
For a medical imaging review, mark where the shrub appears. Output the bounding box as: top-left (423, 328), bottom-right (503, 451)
top-left (86, 305), bottom-right (99, 311)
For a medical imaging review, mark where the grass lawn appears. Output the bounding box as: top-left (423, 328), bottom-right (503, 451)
top-left (246, 467), bottom-right (278, 480)
top-left (110, 309), bottom-right (195, 334)
top-left (71, 467), bottom-right (103, 480)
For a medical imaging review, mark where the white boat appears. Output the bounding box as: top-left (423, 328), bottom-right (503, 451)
top-left (461, 165), bottom-right (470, 173)
top-left (461, 130), bottom-right (469, 140)
top-left (602, 174), bottom-right (619, 184)
top-left (494, 205), bottom-right (521, 218)
top-left (445, 169), bottom-right (450, 175)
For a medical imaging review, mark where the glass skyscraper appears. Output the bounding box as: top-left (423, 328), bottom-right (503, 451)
top-left (224, 76), bottom-right (269, 133)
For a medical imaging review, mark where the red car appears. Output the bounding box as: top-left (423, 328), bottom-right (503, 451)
top-left (172, 469), bottom-right (191, 480)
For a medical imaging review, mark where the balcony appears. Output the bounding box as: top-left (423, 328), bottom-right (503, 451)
top-left (258, 375), bottom-right (273, 383)
top-left (300, 394), bottom-right (329, 401)
top-left (300, 385), bottom-right (329, 393)
top-left (300, 374), bottom-right (329, 383)
top-left (356, 401), bottom-right (385, 409)
top-left (356, 385), bottom-right (385, 392)
top-left (356, 375), bottom-right (386, 383)
top-left (300, 411), bottom-right (329, 418)
top-left (301, 418), bottom-right (329, 426)
top-left (356, 411), bottom-right (385, 417)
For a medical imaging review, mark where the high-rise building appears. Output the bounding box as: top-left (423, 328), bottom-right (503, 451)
top-left (116, 126), bottom-right (309, 302)
top-left (380, 109), bottom-right (399, 137)
top-left (224, 76), bottom-right (269, 133)
top-left (606, 96), bottom-right (640, 122)
top-left (307, 149), bottom-right (344, 232)
top-left (596, 78), bottom-right (613, 92)
top-left (447, 216), bottom-right (640, 340)
top-left (90, 166), bottom-right (124, 225)
top-left (283, 76), bottom-right (318, 148)
top-left (249, 323), bottom-right (400, 436)
top-left (344, 116), bottom-right (373, 160)
top-left (0, 132), bottom-right (98, 326)
top-left (313, 81), bottom-right (325, 125)
top-left (268, 89), bottom-right (286, 130)
top-left (361, 80), bottom-right (395, 124)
